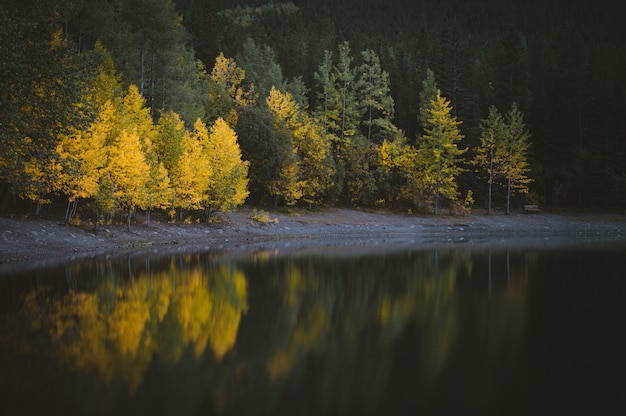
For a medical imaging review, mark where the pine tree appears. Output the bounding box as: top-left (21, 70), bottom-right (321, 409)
top-left (418, 68), bottom-right (438, 133)
top-left (356, 49), bottom-right (395, 143)
top-left (418, 90), bottom-right (465, 215)
top-left (237, 38), bottom-right (286, 100)
top-left (314, 50), bottom-right (340, 136)
top-left (335, 41), bottom-right (359, 140)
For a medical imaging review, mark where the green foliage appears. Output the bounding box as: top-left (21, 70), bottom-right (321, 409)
top-left (473, 104), bottom-right (532, 213)
top-left (356, 49), bottom-right (396, 143)
top-left (237, 38), bottom-right (287, 101)
top-left (473, 106), bottom-right (506, 213)
top-left (267, 87), bottom-right (336, 205)
top-left (2, 0), bottom-right (623, 213)
top-left (501, 103), bottom-right (532, 213)
top-left (418, 69), bottom-right (438, 132)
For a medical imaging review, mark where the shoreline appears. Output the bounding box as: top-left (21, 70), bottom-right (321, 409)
top-left (2, 208), bottom-right (626, 272)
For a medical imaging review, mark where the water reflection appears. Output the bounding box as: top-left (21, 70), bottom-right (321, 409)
top-left (1, 242), bottom-right (622, 415)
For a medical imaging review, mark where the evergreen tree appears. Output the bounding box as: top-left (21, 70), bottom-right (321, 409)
top-left (314, 50), bottom-right (340, 136)
top-left (235, 105), bottom-right (285, 205)
top-left (356, 49), bottom-right (396, 143)
top-left (418, 68), bottom-right (438, 133)
top-left (335, 41), bottom-right (360, 140)
top-left (418, 90), bottom-right (465, 215)
top-left (237, 38), bottom-right (287, 101)
top-left (0, 4), bottom-right (84, 213)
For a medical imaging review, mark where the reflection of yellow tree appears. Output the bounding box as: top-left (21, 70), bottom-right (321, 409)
top-left (268, 305), bottom-right (326, 380)
top-left (17, 262), bottom-right (248, 393)
top-left (173, 265), bottom-right (248, 359)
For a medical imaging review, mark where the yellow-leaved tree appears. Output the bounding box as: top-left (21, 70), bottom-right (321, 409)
top-left (56, 103), bottom-right (112, 222)
top-left (200, 118), bottom-right (249, 219)
top-left (171, 119), bottom-right (212, 220)
top-left (106, 129), bottom-right (151, 230)
top-left (266, 87), bottom-right (335, 205)
top-left (55, 44), bottom-right (121, 222)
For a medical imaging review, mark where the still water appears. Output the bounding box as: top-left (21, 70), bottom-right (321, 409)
top-left (1, 239), bottom-right (624, 415)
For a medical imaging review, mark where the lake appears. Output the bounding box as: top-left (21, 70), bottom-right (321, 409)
top-left (1, 238), bottom-right (624, 415)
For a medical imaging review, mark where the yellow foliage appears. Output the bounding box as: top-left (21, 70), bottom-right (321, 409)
top-left (16, 263), bottom-right (250, 392)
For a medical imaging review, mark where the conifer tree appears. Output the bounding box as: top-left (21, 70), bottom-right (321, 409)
top-left (418, 68), bottom-right (438, 133)
top-left (335, 41), bottom-right (359, 140)
top-left (418, 90), bottom-right (465, 215)
top-left (356, 49), bottom-right (395, 143)
top-left (237, 38), bottom-right (287, 100)
top-left (314, 50), bottom-right (340, 136)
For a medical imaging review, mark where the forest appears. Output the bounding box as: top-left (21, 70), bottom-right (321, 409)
top-left (1, 0), bottom-right (625, 225)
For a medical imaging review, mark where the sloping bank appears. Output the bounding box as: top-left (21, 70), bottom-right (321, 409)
top-left (2, 208), bottom-right (626, 273)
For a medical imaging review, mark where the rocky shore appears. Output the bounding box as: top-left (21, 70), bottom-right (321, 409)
top-left (2, 208), bottom-right (626, 272)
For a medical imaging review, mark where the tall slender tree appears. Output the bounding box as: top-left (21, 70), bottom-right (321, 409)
top-left (356, 49), bottom-right (395, 143)
top-left (200, 118), bottom-right (249, 217)
top-left (473, 106), bottom-right (506, 214)
top-left (501, 103), bottom-right (532, 214)
top-left (418, 90), bottom-right (465, 216)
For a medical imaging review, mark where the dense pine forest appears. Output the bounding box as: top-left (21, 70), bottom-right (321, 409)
top-left (1, 0), bottom-right (625, 224)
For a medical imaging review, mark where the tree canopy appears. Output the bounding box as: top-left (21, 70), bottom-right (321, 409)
top-left (1, 0), bottom-right (625, 220)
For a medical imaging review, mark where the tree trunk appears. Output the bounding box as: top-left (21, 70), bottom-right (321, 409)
top-left (506, 177), bottom-right (511, 215)
top-left (65, 199), bottom-right (78, 223)
top-left (127, 209), bottom-right (133, 231)
top-left (342, 79), bottom-right (347, 140)
top-left (488, 149), bottom-right (493, 215)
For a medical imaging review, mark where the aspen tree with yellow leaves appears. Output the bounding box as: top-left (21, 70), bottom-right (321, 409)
top-left (418, 90), bottom-right (465, 216)
top-left (266, 87), bottom-right (335, 205)
top-left (200, 118), bottom-right (249, 219)
top-left (56, 101), bottom-right (114, 222)
top-left (106, 129), bottom-right (151, 230)
top-left (207, 53), bottom-right (256, 127)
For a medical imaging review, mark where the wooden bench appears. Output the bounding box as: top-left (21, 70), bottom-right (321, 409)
top-left (523, 204), bottom-right (542, 213)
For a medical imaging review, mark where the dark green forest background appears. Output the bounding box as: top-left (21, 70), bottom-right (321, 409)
top-left (184, 0), bottom-right (626, 209)
top-left (2, 0), bottom-right (625, 215)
